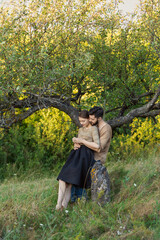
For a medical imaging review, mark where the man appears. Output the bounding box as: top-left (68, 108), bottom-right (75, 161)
top-left (79, 106), bottom-right (112, 164)
top-left (71, 106), bottom-right (112, 204)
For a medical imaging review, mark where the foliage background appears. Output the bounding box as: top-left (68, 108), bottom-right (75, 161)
top-left (0, 109), bottom-right (77, 180)
top-left (0, 0), bottom-right (159, 179)
top-left (0, 0), bottom-right (159, 128)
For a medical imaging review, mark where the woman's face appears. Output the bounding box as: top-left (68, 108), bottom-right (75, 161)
top-left (79, 117), bottom-right (90, 127)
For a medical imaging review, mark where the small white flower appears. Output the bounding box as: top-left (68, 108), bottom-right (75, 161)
top-left (23, 224), bottom-right (26, 227)
top-left (65, 210), bottom-right (69, 213)
top-left (40, 223), bottom-right (44, 226)
top-left (29, 227), bottom-right (34, 230)
top-left (117, 230), bottom-right (122, 236)
top-left (134, 183), bottom-right (137, 187)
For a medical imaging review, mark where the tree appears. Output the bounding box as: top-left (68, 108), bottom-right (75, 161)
top-left (0, 0), bottom-right (159, 129)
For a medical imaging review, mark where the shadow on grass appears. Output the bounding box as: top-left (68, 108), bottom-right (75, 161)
top-left (109, 167), bottom-right (129, 200)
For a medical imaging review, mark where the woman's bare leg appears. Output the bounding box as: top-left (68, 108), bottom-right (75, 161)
top-left (56, 180), bottom-right (66, 210)
top-left (62, 184), bottom-right (72, 208)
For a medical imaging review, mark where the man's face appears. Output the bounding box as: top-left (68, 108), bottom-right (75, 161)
top-left (89, 115), bottom-right (98, 126)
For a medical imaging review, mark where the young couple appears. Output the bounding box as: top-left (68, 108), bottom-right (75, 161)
top-left (56, 106), bottom-right (112, 210)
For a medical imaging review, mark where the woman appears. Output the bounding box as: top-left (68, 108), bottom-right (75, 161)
top-left (56, 110), bottom-right (100, 210)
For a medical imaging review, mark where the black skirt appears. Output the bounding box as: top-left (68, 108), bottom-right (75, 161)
top-left (57, 145), bottom-right (95, 188)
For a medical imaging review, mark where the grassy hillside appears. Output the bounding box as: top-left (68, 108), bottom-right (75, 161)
top-left (0, 151), bottom-right (159, 240)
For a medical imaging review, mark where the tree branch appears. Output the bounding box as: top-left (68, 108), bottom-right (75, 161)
top-left (0, 86), bottom-right (159, 130)
top-left (107, 85), bottom-right (160, 129)
top-left (0, 95), bottom-right (80, 128)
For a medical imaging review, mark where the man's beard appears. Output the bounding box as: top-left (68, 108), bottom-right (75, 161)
top-left (90, 119), bottom-right (98, 126)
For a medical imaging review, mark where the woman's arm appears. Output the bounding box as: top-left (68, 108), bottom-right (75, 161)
top-left (73, 126), bottom-right (100, 152)
top-left (74, 138), bottom-right (100, 152)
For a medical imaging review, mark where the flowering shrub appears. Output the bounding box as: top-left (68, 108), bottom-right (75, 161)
top-left (0, 108), bottom-right (77, 179)
top-left (108, 116), bottom-right (160, 161)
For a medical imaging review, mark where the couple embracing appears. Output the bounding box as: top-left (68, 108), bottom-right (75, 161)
top-left (56, 106), bottom-right (112, 210)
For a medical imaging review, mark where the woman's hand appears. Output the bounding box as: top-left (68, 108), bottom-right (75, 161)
top-left (74, 143), bottom-right (81, 150)
top-left (72, 137), bottom-right (82, 150)
top-left (72, 137), bottom-right (77, 143)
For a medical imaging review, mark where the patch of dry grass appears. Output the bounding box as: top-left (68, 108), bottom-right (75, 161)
top-left (0, 152), bottom-right (159, 239)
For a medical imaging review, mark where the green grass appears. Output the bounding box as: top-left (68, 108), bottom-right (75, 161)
top-left (0, 151), bottom-right (160, 240)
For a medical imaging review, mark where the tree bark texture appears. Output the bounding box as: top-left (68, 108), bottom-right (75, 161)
top-left (0, 85), bottom-right (160, 129)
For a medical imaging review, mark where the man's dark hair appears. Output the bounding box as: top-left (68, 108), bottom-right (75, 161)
top-left (89, 106), bottom-right (104, 118)
top-left (79, 110), bottom-right (89, 119)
